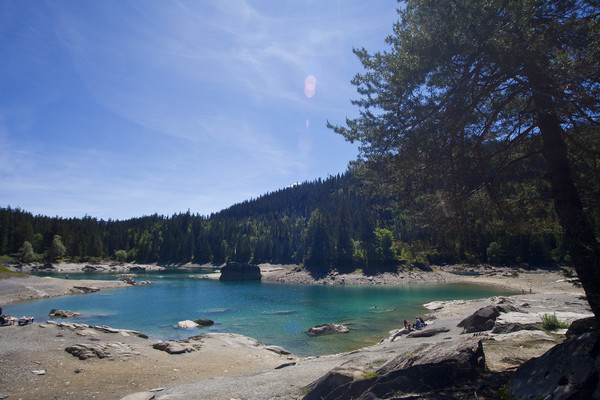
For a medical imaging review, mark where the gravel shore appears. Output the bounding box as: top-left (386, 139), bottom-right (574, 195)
top-left (0, 263), bottom-right (591, 399)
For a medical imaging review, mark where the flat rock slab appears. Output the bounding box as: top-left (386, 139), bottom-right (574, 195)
top-left (406, 327), bottom-right (450, 338)
top-left (118, 392), bottom-right (156, 400)
top-left (65, 342), bottom-right (139, 361)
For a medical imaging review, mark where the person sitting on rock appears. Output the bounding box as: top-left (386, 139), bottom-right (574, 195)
top-left (0, 315), bottom-right (16, 326)
top-left (414, 317), bottom-right (423, 330)
top-left (18, 316), bottom-right (34, 326)
top-left (418, 317), bottom-right (426, 326)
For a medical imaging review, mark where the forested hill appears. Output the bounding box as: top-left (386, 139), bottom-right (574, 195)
top-left (1, 172), bottom-right (567, 275)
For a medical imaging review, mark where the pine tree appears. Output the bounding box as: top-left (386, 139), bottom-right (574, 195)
top-left (331, 0), bottom-right (600, 319)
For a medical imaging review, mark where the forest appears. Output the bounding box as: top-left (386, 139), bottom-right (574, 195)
top-left (0, 171), bottom-right (570, 276)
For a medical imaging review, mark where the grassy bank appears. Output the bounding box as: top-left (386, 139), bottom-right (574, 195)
top-left (0, 265), bottom-right (27, 279)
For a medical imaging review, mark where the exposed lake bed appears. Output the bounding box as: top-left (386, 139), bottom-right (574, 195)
top-left (0, 263), bottom-right (592, 399)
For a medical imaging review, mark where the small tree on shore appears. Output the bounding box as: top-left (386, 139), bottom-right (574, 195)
top-left (17, 241), bottom-right (35, 263)
top-left (114, 249), bottom-right (127, 263)
top-left (47, 235), bottom-right (66, 261)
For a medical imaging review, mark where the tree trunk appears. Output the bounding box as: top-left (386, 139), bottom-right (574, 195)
top-left (527, 64), bottom-right (600, 322)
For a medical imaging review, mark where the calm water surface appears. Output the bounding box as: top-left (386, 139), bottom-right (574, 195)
top-left (4, 269), bottom-right (512, 356)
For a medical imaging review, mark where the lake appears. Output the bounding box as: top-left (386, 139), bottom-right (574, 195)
top-left (4, 268), bottom-right (512, 356)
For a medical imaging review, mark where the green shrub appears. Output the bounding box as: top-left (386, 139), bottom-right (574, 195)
top-left (497, 383), bottom-right (515, 400)
top-left (540, 313), bottom-right (570, 331)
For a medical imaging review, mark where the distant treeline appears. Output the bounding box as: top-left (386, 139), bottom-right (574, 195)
top-left (1, 172), bottom-right (569, 274)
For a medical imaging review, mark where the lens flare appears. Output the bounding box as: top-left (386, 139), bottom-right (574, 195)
top-left (304, 75), bottom-right (316, 98)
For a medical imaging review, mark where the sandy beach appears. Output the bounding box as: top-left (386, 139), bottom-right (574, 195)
top-left (0, 263), bottom-right (591, 399)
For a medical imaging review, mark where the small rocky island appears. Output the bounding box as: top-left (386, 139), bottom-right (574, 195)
top-left (219, 262), bottom-right (262, 281)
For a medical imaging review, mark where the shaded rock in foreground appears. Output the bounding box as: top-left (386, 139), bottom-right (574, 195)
top-left (508, 330), bottom-right (600, 400)
top-left (307, 323), bottom-right (349, 336)
top-left (303, 336), bottom-right (486, 400)
top-left (219, 262), bottom-right (261, 281)
top-left (566, 316), bottom-right (598, 338)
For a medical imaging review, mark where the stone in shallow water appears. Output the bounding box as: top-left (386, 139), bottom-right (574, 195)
top-left (177, 320), bottom-right (198, 329)
top-left (307, 323), bottom-right (349, 336)
top-left (193, 318), bottom-right (214, 327)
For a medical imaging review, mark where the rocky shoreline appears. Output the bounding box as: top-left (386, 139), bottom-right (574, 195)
top-left (0, 262), bottom-right (596, 399)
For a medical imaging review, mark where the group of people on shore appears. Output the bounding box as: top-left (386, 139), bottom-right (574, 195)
top-left (403, 316), bottom-right (426, 331)
top-left (0, 305), bottom-right (34, 326)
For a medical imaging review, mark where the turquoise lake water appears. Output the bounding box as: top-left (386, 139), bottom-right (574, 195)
top-left (3, 269), bottom-right (512, 356)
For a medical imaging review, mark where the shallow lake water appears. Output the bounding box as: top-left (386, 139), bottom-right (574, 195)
top-left (4, 268), bottom-right (512, 356)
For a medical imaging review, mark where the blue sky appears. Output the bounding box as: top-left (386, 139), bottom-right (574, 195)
top-left (1, 0), bottom-right (398, 220)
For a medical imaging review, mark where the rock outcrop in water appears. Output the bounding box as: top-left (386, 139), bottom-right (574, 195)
top-left (194, 318), bottom-right (214, 327)
top-left (307, 323), bottom-right (349, 336)
top-left (219, 262), bottom-right (261, 281)
top-left (49, 309), bottom-right (81, 318)
top-left (177, 320), bottom-right (198, 329)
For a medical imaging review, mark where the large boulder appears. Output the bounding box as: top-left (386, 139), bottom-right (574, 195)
top-left (152, 337), bottom-right (202, 354)
top-left (508, 331), bottom-right (600, 400)
top-left (302, 336), bottom-right (486, 400)
top-left (307, 323), bottom-right (349, 336)
top-left (152, 341), bottom-right (195, 354)
top-left (457, 304), bottom-right (516, 333)
top-left (219, 262), bottom-right (261, 281)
